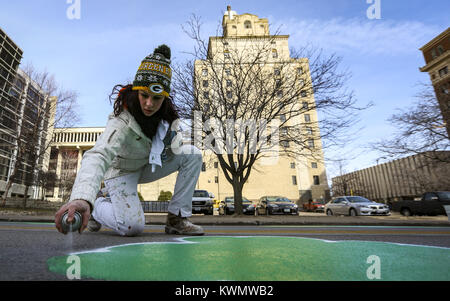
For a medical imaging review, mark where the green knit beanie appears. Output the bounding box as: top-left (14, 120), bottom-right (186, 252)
top-left (132, 44), bottom-right (172, 97)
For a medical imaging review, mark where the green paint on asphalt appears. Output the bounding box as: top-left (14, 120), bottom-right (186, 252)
top-left (47, 236), bottom-right (450, 281)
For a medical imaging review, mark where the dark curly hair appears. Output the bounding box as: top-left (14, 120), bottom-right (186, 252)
top-left (109, 84), bottom-right (179, 139)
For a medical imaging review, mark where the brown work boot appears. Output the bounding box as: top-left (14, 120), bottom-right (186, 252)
top-left (165, 212), bottom-right (204, 236)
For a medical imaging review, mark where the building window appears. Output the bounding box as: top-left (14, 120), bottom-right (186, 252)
top-left (214, 162), bottom-right (218, 168)
top-left (277, 90), bottom-right (283, 98)
top-left (306, 126), bottom-right (313, 135)
top-left (281, 141), bottom-right (290, 147)
top-left (280, 127), bottom-right (288, 135)
top-left (437, 45), bottom-right (444, 55)
top-left (203, 91), bottom-right (209, 99)
top-left (226, 80), bottom-right (232, 87)
top-left (298, 67), bottom-right (303, 75)
top-left (201, 162), bottom-right (206, 171)
top-left (275, 79), bottom-right (282, 89)
top-left (244, 20), bottom-right (252, 29)
top-left (302, 101), bottom-right (309, 109)
top-left (308, 139), bottom-right (315, 148)
top-left (272, 49), bottom-right (278, 58)
top-left (225, 69), bottom-right (231, 76)
top-left (439, 66), bottom-right (448, 77)
top-left (224, 52), bottom-right (230, 59)
top-left (292, 176), bottom-right (297, 185)
top-left (431, 49), bottom-right (437, 59)
top-left (274, 69), bottom-right (280, 76)
top-left (226, 91), bottom-right (232, 99)
top-left (290, 162), bottom-right (296, 169)
top-left (300, 90), bottom-right (307, 97)
top-left (441, 84), bottom-right (449, 95)
top-left (215, 176), bottom-right (219, 183)
top-left (311, 162), bottom-right (318, 168)
top-left (203, 80), bottom-right (208, 88)
top-left (279, 114), bottom-right (286, 122)
top-left (313, 175), bottom-right (320, 185)
top-left (304, 114), bottom-right (311, 122)
top-left (202, 69), bottom-right (208, 76)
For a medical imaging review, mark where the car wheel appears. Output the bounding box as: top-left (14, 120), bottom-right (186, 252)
top-left (401, 208), bottom-right (412, 217)
top-left (350, 208), bottom-right (357, 216)
top-left (326, 209), bottom-right (333, 216)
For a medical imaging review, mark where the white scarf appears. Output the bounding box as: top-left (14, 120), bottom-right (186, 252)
top-left (148, 120), bottom-right (169, 172)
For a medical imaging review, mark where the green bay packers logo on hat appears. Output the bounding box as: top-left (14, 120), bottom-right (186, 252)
top-left (149, 83), bottom-right (164, 95)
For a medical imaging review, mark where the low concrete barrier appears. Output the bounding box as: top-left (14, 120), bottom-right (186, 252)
top-left (1, 198), bottom-right (64, 210)
top-left (141, 201), bottom-right (169, 213)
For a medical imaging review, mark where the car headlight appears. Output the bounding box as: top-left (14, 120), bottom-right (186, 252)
top-left (293, 204), bottom-right (298, 208)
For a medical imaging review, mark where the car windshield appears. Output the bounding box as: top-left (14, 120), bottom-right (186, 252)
top-left (225, 198), bottom-right (250, 204)
top-left (193, 191), bottom-right (209, 197)
top-left (437, 192), bottom-right (450, 200)
top-left (267, 197), bottom-right (292, 203)
top-left (346, 196), bottom-right (373, 203)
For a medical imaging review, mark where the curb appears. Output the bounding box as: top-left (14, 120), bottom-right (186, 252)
top-left (1, 215), bottom-right (449, 227)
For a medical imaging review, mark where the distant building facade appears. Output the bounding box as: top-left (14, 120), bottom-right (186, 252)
top-left (419, 27), bottom-right (450, 136)
top-left (1, 28), bottom-right (56, 198)
top-left (332, 152), bottom-right (450, 203)
top-left (0, 27), bottom-right (23, 190)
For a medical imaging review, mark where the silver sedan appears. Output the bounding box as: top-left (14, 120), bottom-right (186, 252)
top-left (325, 196), bottom-right (390, 216)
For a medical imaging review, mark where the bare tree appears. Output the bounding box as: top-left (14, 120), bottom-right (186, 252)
top-left (57, 149), bottom-right (78, 202)
top-left (1, 63), bottom-right (80, 206)
top-left (172, 15), bottom-right (369, 215)
top-left (331, 159), bottom-right (374, 198)
top-left (372, 83), bottom-right (450, 163)
top-left (36, 170), bottom-right (58, 201)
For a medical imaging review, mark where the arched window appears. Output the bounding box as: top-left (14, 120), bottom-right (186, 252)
top-left (244, 20), bottom-right (252, 29)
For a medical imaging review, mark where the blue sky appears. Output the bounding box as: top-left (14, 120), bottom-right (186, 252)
top-left (1, 0), bottom-right (449, 179)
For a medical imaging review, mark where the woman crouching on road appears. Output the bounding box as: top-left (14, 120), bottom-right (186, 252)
top-left (54, 45), bottom-right (204, 236)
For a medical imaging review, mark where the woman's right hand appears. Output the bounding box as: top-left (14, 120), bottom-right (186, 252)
top-left (54, 199), bottom-right (91, 234)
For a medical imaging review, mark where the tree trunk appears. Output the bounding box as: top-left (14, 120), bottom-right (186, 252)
top-left (232, 175), bottom-right (244, 215)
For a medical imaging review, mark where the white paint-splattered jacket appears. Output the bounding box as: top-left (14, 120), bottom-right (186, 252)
top-left (69, 110), bottom-right (177, 209)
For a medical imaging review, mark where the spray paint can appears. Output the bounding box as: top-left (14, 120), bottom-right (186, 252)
top-left (61, 211), bottom-right (82, 233)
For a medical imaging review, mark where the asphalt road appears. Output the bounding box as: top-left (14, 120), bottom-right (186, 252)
top-left (1, 221), bottom-right (450, 280)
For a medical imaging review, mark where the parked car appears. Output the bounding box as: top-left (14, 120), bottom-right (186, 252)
top-left (325, 196), bottom-right (390, 216)
top-left (192, 190), bottom-right (214, 215)
top-left (255, 196), bottom-right (299, 215)
top-left (392, 191), bottom-right (450, 216)
top-left (302, 201), bottom-right (326, 212)
top-left (219, 197), bottom-right (256, 215)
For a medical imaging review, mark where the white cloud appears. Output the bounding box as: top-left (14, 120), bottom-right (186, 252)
top-left (271, 17), bottom-right (440, 56)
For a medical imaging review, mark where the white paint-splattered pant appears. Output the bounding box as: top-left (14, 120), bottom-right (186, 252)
top-left (91, 145), bottom-right (202, 236)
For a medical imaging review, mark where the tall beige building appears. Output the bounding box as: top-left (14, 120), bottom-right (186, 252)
top-left (193, 7), bottom-right (329, 203)
top-left (48, 7), bottom-right (330, 204)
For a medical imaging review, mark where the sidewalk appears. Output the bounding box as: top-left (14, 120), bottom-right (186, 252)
top-left (0, 210), bottom-right (449, 226)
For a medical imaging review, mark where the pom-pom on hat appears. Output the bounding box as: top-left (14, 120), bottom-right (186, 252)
top-left (132, 44), bottom-right (172, 97)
